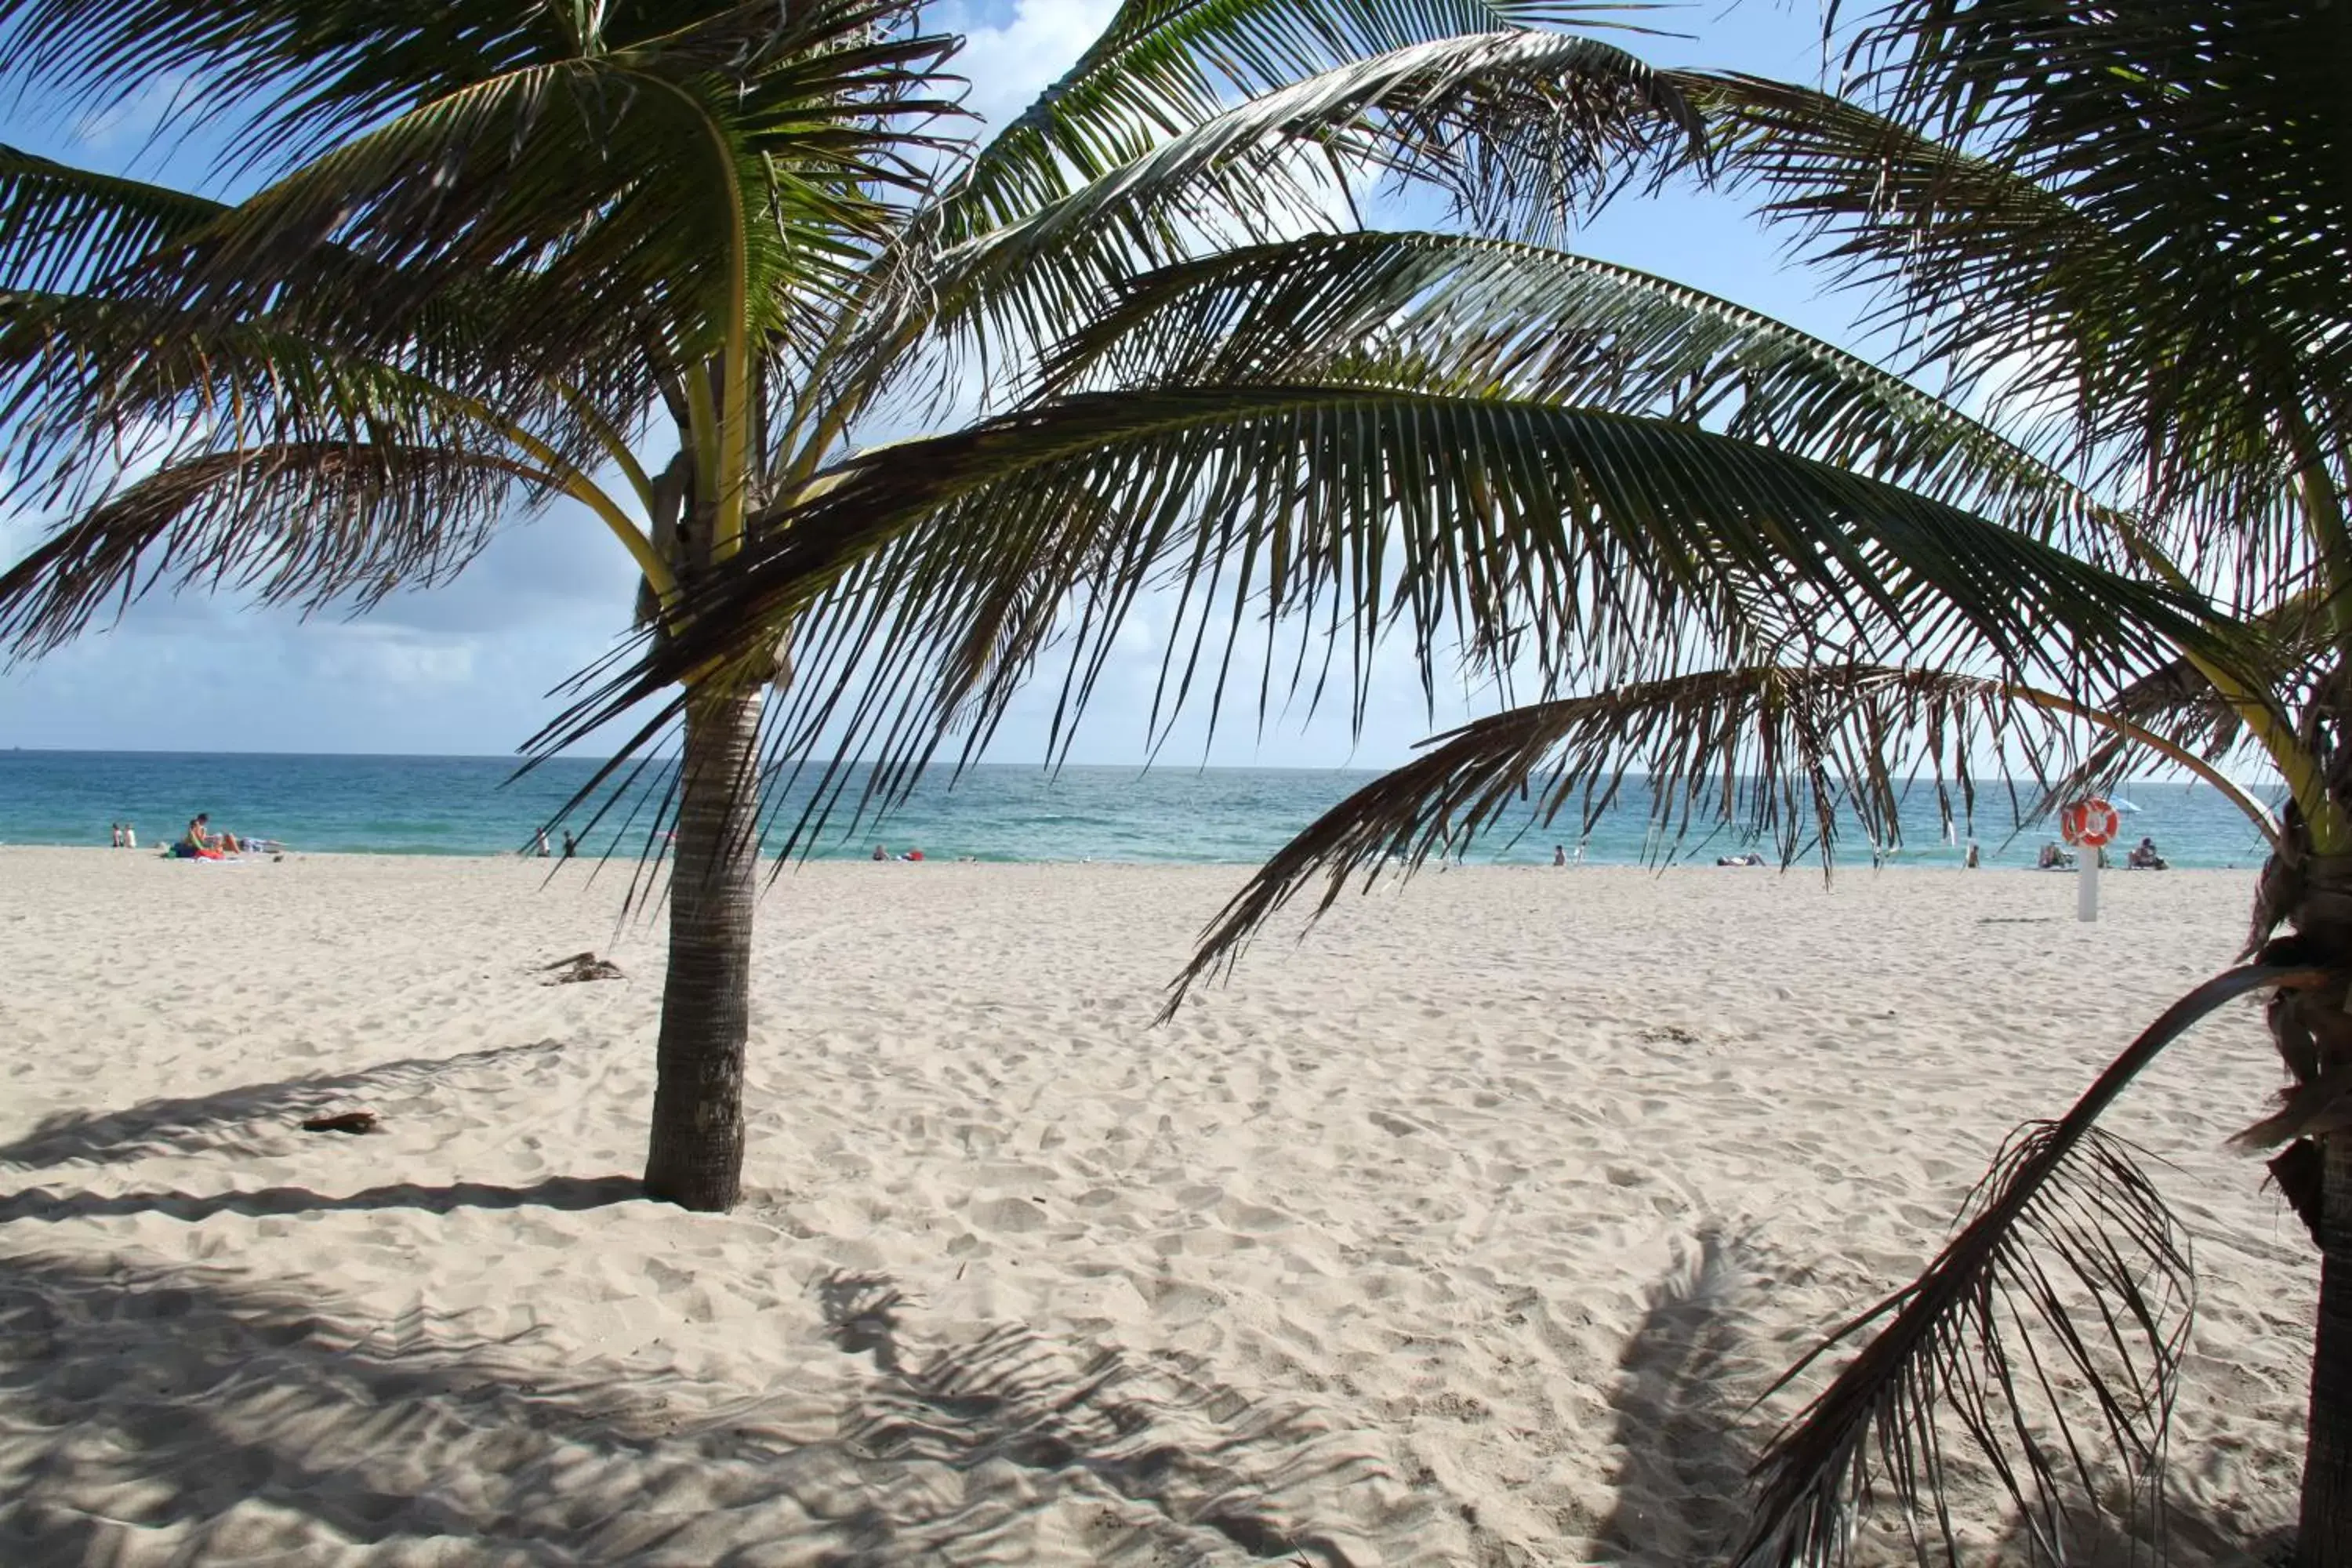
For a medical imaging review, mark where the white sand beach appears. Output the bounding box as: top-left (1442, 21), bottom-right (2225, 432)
top-left (0, 849), bottom-right (2311, 1564)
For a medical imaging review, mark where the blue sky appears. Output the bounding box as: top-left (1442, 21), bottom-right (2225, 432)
top-left (0, 1), bottom-right (1858, 764)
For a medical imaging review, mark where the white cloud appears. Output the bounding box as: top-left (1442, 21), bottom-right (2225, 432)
top-left (936, 0), bottom-right (1120, 129)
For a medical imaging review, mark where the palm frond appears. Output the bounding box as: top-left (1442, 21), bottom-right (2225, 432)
top-left (834, 30), bottom-right (1701, 425)
top-left (1683, 68), bottom-right (2319, 590)
top-left (1167, 664), bottom-right (2092, 1003)
top-left (0, 148), bottom-right (228, 296)
top-left (937, 0), bottom-right (1667, 244)
top-left (533, 386), bottom-right (2229, 871)
top-left (8, 0), bottom-right (959, 408)
top-left (2024, 584), bottom-right (2332, 826)
top-left (0, 0), bottom-right (953, 181)
top-left (1731, 962), bottom-right (2321, 1568)
top-left (1042, 229), bottom-right (2127, 561)
top-left (0, 439), bottom-right (542, 655)
top-left (0, 289), bottom-right (561, 498)
top-left (1853, 0), bottom-right (2348, 325)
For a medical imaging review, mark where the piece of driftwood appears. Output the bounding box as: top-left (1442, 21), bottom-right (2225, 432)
top-left (299, 1111), bottom-right (378, 1134)
top-left (540, 951), bottom-right (625, 984)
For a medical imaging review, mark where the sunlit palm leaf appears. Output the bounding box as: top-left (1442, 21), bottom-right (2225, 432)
top-left (1043, 228), bottom-right (2130, 560)
top-left (136, 10), bottom-right (948, 372)
top-left (942, 0), bottom-right (1653, 244)
top-left (837, 30), bottom-right (1702, 424)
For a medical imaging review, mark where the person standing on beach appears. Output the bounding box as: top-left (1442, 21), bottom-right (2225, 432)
top-left (561, 830), bottom-right (577, 858)
top-left (123, 823), bottom-right (136, 849)
top-left (534, 829), bottom-right (550, 858)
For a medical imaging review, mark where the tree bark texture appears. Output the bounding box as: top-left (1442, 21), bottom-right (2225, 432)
top-left (2259, 832), bottom-right (2352, 1565)
top-left (643, 682), bottom-right (765, 1210)
top-left (2303, 1127), bottom-right (2352, 1565)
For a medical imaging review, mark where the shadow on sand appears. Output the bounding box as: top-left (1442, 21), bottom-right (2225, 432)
top-left (1588, 1228), bottom-right (2292, 1568)
top-left (0, 1174), bottom-right (644, 1225)
top-left (0, 1039), bottom-right (573, 1170)
top-left (0, 1250), bottom-right (1381, 1565)
top-left (1592, 1226), bottom-right (1770, 1567)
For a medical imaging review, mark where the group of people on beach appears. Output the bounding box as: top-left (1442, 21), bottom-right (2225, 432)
top-left (871, 844), bottom-right (924, 861)
top-left (2037, 836), bottom-right (2169, 870)
top-left (125, 812), bottom-right (285, 858)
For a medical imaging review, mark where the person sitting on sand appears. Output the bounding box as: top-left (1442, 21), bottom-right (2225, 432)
top-left (177, 814), bottom-right (234, 859)
top-left (1552, 844), bottom-right (1566, 866)
top-left (871, 844), bottom-right (890, 862)
top-left (2037, 841), bottom-right (2070, 869)
top-left (2129, 836), bottom-right (2169, 871)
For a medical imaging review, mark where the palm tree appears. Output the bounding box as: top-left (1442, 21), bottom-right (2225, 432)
top-left (544, 0), bottom-right (2352, 1559)
top-left (0, 0), bottom-right (1725, 1211)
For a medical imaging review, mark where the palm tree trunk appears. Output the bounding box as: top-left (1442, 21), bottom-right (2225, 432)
top-left (2303, 1127), bottom-right (2352, 1564)
top-left (644, 681), bottom-right (765, 1210)
top-left (2269, 827), bottom-right (2352, 1564)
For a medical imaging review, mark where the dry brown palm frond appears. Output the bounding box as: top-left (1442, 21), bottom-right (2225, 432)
top-left (1171, 663), bottom-right (2086, 1010)
top-left (1734, 962), bottom-right (2323, 1568)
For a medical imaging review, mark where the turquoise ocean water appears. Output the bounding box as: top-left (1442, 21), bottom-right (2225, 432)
top-left (0, 750), bottom-right (2281, 869)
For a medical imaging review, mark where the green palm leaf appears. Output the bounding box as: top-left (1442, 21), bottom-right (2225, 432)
top-left (1043, 229), bottom-right (2137, 560)
top-left (0, 438), bottom-right (546, 654)
top-left (830, 29), bottom-right (1702, 429)
top-left (535, 387), bottom-right (2229, 851)
top-left (931, 0), bottom-right (1664, 243)
top-left (0, 148), bottom-right (230, 296)
top-left (1685, 67), bottom-right (2323, 580)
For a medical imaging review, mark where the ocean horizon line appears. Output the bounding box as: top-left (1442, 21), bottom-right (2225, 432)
top-left (0, 746), bottom-right (2273, 792)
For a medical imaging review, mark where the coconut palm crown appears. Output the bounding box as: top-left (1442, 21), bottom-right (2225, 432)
top-left (0, 0), bottom-right (1746, 1212)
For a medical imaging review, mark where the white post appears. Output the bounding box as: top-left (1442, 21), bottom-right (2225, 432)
top-left (2078, 846), bottom-right (2100, 922)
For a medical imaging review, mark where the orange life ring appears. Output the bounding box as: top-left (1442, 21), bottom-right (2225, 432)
top-left (2060, 798), bottom-right (2122, 848)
